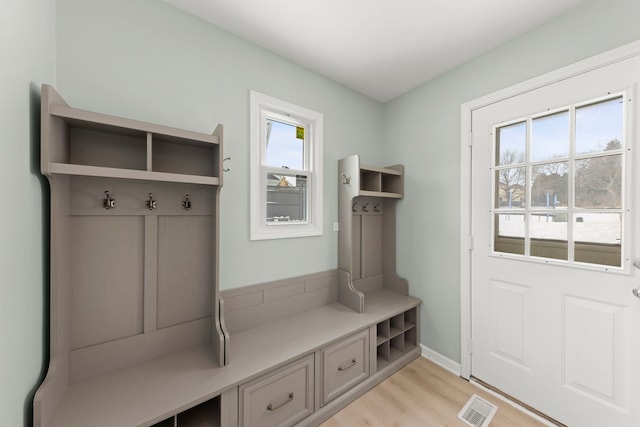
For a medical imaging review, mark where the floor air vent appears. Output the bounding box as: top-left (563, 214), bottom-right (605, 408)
top-left (457, 394), bottom-right (497, 427)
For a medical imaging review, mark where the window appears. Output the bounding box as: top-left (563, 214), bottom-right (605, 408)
top-left (250, 91), bottom-right (323, 240)
top-left (493, 94), bottom-right (626, 268)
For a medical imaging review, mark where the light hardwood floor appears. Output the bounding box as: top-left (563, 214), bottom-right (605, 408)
top-left (321, 357), bottom-right (549, 427)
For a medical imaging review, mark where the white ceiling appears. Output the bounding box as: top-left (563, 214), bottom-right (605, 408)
top-left (166, 0), bottom-right (589, 102)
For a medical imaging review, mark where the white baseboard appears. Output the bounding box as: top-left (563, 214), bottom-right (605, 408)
top-left (420, 344), bottom-right (461, 376)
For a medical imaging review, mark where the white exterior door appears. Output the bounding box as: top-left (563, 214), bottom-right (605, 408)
top-left (470, 54), bottom-right (640, 426)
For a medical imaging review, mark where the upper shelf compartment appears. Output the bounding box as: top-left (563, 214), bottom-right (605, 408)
top-left (339, 156), bottom-right (404, 199)
top-left (41, 85), bottom-right (222, 186)
top-left (358, 165), bottom-right (403, 198)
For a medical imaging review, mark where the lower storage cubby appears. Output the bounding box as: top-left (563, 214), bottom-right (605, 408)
top-left (375, 307), bottom-right (419, 372)
top-left (151, 396), bottom-right (220, 427)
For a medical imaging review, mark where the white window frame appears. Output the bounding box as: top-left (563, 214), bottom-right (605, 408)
top-left (250, 90), bottom-right (323, 240)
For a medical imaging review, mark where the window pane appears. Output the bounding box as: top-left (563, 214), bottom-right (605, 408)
top-left (531, 162), bottom-right (568, 209)
top-left (574, 213), bottom-right (621, 267)
top-left (575, 155), bottom-right (622, 209)
top-left (496, 122), bottom-right (526, 166)
top-left (576, 97), bottom-right (623, 155)
top-left (265, 119), bottom-right (304, 170)
top-left (530, 213), bottom-right (568, 260)
top-left (531, 111), bottom-right (569, 161)
top-left (266, 172), bottom-right (307, 223)
top-left (494, 213), bottom-right (525, 255)
top-left (495, 167), bottom-right (526, 208)
top-left (574, 212), bottom-right (621, 244)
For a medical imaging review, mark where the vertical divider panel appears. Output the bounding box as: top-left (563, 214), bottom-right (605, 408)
top-left (351, 214), bottom-right (362, 280)
top-left (144, 215), bottom-right (158, 333)
top-left (146, 132), bottom-right (153, 172)
top-left (369, 325), bottom-right (378, 378)
top-left (361, 214), bottom-right (383, 278)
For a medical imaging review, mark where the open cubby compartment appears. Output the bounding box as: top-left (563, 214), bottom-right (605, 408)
top-left (404, 307), bottom-right (417, 330)
top-left (374, 305), bottom-right (420, 372)
top-left (389, 313), bottom-right (405, 338)
top-left (43, 85), bottom-right (222, 184)
top-left (151, 396), bottom-right (221, 427)
top-left (358, 165), bottom-right (403, 197)
top-left (380, 170), bottom-right (403, 194)
top-left (404, 327), bottom-right (417, 351)
top-left (376, 319), bottom-right (390, 344)
top-left (390, 334), bottom-right (405, 353)
top-left (152, 132), bottom-right (220, 178)
top-left (389, 335), bottom-right (405, 363)
top-left (377, 339), bottom-right (391, 369)
top-left (65, 120), bottom-right (148, 171)
top-left (360, 168), bottom-right (382, 192)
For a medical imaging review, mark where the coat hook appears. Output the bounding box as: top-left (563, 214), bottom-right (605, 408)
top-left (146, 193), bottom-right (157, 211)
top-left (352, 201), bottom-right (358, 213)
top-left (373, 202), bottom-right (381, 212)
top-left (341, 173), bottom-right (350, 185)
top-left (362, 202), bottom-right (369, 213)
top-left (103, 190), bottom-right (116, 210)
top-left (182, 194), bottom-right (192, 211)
top-left (223, 156), bottom-right (231, 172)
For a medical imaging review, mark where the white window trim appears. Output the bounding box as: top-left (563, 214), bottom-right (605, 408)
top-left (250, 90), bottom-right (323, 240)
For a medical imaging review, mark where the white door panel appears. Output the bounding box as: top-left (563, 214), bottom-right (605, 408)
top-left (471, 54), bottom-right (640, 426)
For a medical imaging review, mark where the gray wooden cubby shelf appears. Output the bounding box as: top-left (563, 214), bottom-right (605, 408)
top-left (34, 87), bottom-right (421, 427)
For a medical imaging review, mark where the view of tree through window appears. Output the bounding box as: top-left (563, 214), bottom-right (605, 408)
top-left (493, 95), bottom-right (624, 267)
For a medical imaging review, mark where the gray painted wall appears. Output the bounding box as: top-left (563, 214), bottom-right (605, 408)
top-left (383, 0), bottom-right (640, 362)
top-left (1, 0), bottom-right (55, 426)
top-left (6, 1), bottom-right (640, 426)
top-left (55, 0), bottom-right (384, 291)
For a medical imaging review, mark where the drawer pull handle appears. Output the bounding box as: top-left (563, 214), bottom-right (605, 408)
top-left (267, 392), bottom-right (294, 411)
top-left (338, 359), bottom-right (357, 372)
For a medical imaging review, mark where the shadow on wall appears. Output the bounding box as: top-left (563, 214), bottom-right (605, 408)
top-left (25, 82), bottom-right (51, 427)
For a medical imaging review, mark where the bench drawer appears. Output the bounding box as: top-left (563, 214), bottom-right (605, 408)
top-left (239, 354), bottom-right (314, 427)
top-left (321, 329), bottom-right (370, 405)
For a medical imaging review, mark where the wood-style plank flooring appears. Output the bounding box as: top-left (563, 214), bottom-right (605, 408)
top-left (321, 357), bottom-right (549, 427)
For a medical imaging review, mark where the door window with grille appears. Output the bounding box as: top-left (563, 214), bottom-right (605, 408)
top-left (493, 94), bottom-right (626, 268)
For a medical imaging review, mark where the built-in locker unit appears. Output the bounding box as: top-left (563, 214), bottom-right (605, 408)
top-left (33, 88), bottom-right (422, 427)
top-left (337, 154), bottom-right (412, 313)
top-left (34, 84), bottom-right (227, 427)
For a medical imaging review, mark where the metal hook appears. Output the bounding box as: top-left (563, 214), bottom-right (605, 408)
top-left (341, 173), bottom-right (351, 185)
top-left (146, 193), bottom-right (157, 211)
top-left (182, 194), bottom-right (192, 211)
top-left (362, 202), bottom-right (369, 213)
top-left (223, 156), bottom-right (231, 172)
top-left (352, 201), bottom-right (358, 213)
top-left (373, 203), bottom-right (381, 212)
top-left (103, 191), bottom-right (115, 210)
